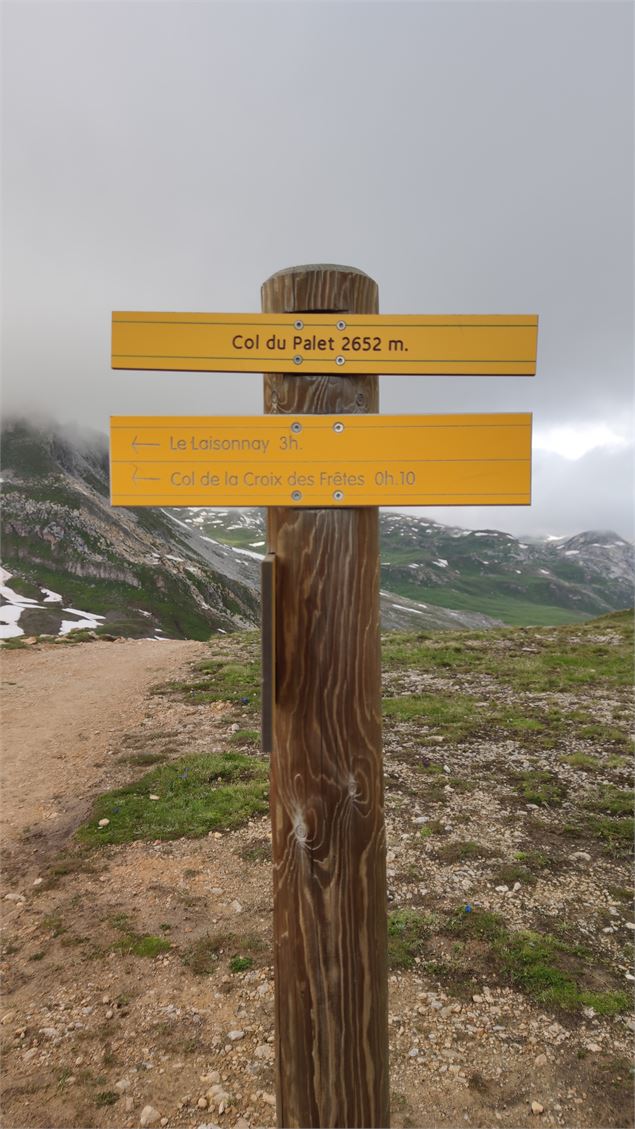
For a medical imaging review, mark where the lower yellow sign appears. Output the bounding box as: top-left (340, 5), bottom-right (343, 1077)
top-left (110, 414), bottom-right (531, 507)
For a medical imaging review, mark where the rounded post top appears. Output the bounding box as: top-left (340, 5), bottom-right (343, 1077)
top-left (261, 263), bottom-right (379, 315)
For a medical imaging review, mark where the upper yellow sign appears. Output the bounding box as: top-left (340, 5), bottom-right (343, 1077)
top-left (110, 413), bottom-right (532, 507)
top-left (112, 313), bottom-right (538, 376)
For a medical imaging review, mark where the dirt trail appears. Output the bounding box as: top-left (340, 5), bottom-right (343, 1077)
top-left (0, 640), bottom-right (205, 844)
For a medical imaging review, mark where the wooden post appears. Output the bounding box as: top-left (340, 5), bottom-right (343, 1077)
top-left (262, 264), bottom-right (389, 1129)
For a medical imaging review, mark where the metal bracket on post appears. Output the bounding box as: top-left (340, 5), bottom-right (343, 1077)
top-left (261, 552), bottom-right (276, 755)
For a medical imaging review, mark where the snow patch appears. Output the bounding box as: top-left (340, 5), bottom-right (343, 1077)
top-left (42, 588), bottom-right (63, 604)
top-left (0, 581), bottom-right (40, 607)
top-left (0, 605), bottom-right (26, 637)
top-left (60, 618), bottom-right (100, 635)
top-left (162, 511), bottom-right (193, 531)
top-left (0, 625), bottom-right (24, 640)
top-left (432, 558), bottom-right (448, 568)
top-left (63, 607), bottom-right (106, 620)
top-left (232, 546), bottom-right (265, 561)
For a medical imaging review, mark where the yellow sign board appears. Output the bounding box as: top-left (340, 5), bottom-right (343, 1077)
top-left (112, 313), bottom-right (538, 376)
top-left (110, 413), bottom-right (531, 507)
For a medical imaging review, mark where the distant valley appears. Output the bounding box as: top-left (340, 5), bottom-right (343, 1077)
top-left (1, 419), bottom-right (632, 642)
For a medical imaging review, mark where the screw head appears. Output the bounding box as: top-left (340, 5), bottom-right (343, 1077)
top-left (333, 421), bottom-right (344, 433)
top-left (291, 490), bottom-right (302, 502)
top-left (294, 319), bottom-right (304, 330)
top-left (293, 355), bottom-right (303, 365)
top-left (335, 356), bottom-right (345, 366)
top-left (291, 421), bottom-right (302, 433)
top-left (333, 490), bottom-right (344, 502)
top-left (336, 320), bottom-right (346, 331)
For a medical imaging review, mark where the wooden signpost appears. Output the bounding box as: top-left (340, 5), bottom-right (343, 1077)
top-left (110, 263), bottom-right (537, 1129)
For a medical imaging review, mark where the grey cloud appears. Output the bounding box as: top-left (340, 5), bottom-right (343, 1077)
top-left (1, 1), bottom-right (632, 538)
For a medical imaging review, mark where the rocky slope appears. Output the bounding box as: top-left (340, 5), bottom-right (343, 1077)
top-left (0, 421), bottom-right (259, 640)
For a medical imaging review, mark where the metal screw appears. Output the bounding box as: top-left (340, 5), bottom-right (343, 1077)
top-left (335, 356), bottom-right (345, 366)
top-left (291, 490), bottom-right (302, 502)
top-left (336, 320), bottom-right (346, 331)
top-left (291, 421), bottom-right (302, 433)
top-left (294, 319), bottom-right (304, 330)
top-left (293, 355), bottom-right (303, 365)
top-left (333, 421), bottom-right (344, 433)
top-left (333, 491), bottom-right (344, 502)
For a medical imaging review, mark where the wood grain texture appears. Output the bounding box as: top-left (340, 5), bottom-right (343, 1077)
top-left (262, 265), bottom-right (389, 1128)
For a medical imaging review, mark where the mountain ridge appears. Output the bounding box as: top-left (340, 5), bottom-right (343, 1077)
top-left (1, 418), bottom-right (632, 640)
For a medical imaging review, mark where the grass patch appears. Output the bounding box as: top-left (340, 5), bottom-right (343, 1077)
top-left (437, 840), bottom-right (499, 864)
top-left (500, 932), bottom-right (630, 1015)
top-left (111, 933), bottom-right (171, 959)
top-left (182, 932), bottom-right (233, 974)
top-left (387, 909), bottom-right (435, 970)
top-left (182, 931), bottom-right (266, 975)
top-left (161, 658), bottom-right (260, 706)
top-left (447, 908), bottom-right (504, 943)
top-left (514, 770), bottom-right (566, 807)
top-left (77, 752), bottom-right (269, 845)
top-left (382, 611), bottom-right (633, 691)
top-left (95, 1091), bottom-right (119, 1107)
top-left (39, 850), bottom-right (96, 887)
top-left (229, 955), bottom-right (254, 973)
top-left (419, 819), bottom-right (446, 839)
top-left (122, 751), bottom-right (169, 767)
top-left (513, 849), bottom-right (552, 872)
top-left (492, 863), bottom-right (537, 887)
top-left (560, 752), bottom-right (600, 771)
top-left (383, 692), bottom-right (479, 739)
top-left (240, 839), bottom-right (271, 863)
top-left (587, 816), bottom-right (634, 848)
top-left (607, 885), bottom-right (634, 903)
top-left (445, 908), bottom-right (631, 1015)
top-left (607, 754), bottom-right (632, 770)
top-left (575, 723), bottom-right (634, 750)
top-left (40, 914), bottom-right (66, 937)
top-left (383, 686), bottom-right (618, 750)
top-left (229, 728), bottom-right (260, 746)
top-left (585, 786), bottom-right (633, 817)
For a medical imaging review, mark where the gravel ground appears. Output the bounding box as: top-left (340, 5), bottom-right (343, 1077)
top-left (1, 622), bottom-right (633, 1129)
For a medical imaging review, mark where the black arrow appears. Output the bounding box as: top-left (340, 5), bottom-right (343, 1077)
top-left (132, 435), bottom-right (161, 450)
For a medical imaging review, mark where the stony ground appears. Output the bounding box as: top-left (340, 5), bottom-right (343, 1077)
top-left (1, 616), bottom-right (633, 1129)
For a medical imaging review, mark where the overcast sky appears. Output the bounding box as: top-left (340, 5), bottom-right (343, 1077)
top-left (2, 0), bottom-right (633, 538)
